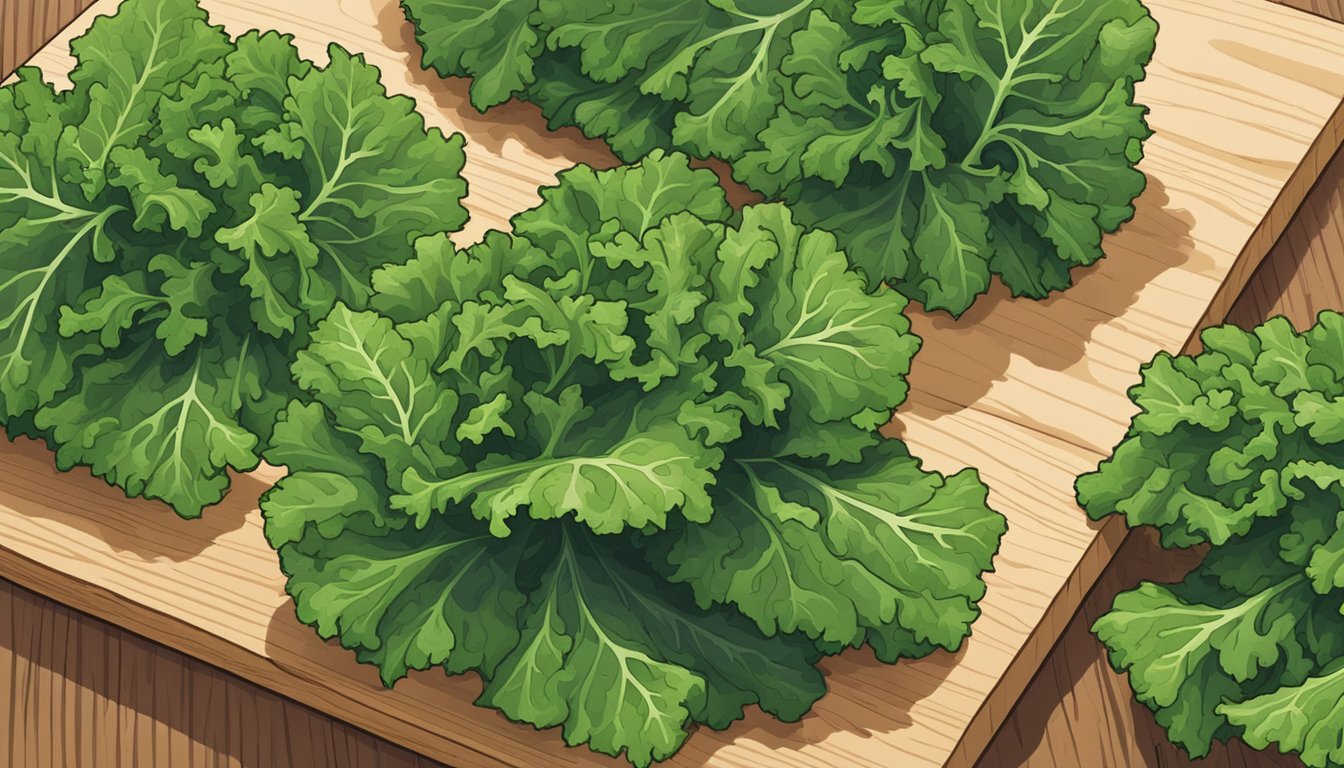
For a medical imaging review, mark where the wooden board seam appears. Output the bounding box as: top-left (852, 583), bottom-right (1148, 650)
top-left (1184, 93), bottom-right (1344, 354)
top-left (0, 0), bottom-right (97, 79)
top-left (1271, 0), bottom-right (1344, 25)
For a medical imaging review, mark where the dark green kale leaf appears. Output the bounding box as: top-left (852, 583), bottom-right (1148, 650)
top-left (403, 0), bottom-right (1156, 315)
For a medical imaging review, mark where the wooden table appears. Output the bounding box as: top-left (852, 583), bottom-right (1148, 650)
top-left (2, 1), bottom-right (1344, 767)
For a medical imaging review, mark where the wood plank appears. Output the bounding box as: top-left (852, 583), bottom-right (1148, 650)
top-left (2, 1), bottom-right (1344, 768)
top-left (974, 530), bottom-right (1303, 768)
top-left (1273, 0), bottom-right (1344, 24)
top-left (0, 0), bottom-right (93, 78)
top-left (0, 578), bottom-right (443, 768)
top-left (1227, 143), bottom-right (1344, 331)
top-left (980, 137), bottom-right (1344, 768)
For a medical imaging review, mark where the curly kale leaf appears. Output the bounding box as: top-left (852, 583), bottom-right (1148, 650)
top-left (0, 0), bottom-right (468, 516)
top-left (1084, 312), bottom-right (1344, 766)
top-left (403, 0), bottom-right (1156, 315)
top-left (264, 410), bottom-right (825, 766)
top-left (263, 152), bottom-right (1004, 765)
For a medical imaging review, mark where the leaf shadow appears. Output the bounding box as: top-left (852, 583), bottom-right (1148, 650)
top-left (368, 0), bottom-right (763, 213)
top-left (673, 645), bottom-right (964, 767)
top-left (370, 0), bottom-right (615, 168)
top-left (263, 586), bottom-right (962, 768)
top-left (0, 433), bottom-right (257, 562)
top-left (895, 176), bottom-right (1204, 431)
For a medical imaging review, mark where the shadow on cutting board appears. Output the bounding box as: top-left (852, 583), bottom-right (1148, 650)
top-left (676, 646), bottom-right (963, 767)
top-left (0, 434), bottom-right (256, 562)
top-left (262, 580), bottom-right (962, 767)
top-left (372, 0), bottom-right (790, 217)
top-left (373, 0), bottom-right (616, 168)
top-left (898, 176), bottom-right (1201, 431)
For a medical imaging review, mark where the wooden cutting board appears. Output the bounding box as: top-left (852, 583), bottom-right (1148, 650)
top-left (3, 1), bottom-right (1343, 766)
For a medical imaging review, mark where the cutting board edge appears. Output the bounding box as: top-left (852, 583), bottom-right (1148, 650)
top-left (943, 91), bottom-right (1344, 768)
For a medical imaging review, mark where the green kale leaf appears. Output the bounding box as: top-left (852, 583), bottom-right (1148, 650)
top-left (1082, 311), bottom-right (1344, 766)
top-left (263, 152), bottom-right (1005, 765)
top-left (0, 0), bottom-right (468, 516)
top-left (402, 0), bottom-right (1156, 315)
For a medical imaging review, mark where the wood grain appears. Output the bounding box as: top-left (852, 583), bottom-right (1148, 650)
top-left (2, 1), bottom-right (1344, 768)
top-left (1227, 144), bottom-right (1344, 332)
top-left (0, 0), bottom-right (91, 76)
top-left (979, 136), bottom-right (1344, 768)
top-left (1272, 0), bottom-right (1344, 23)
top-left (0, 578), bottom-right (444, 768)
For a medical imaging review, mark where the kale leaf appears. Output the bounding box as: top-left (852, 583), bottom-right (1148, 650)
top-left (263, 152), bottom-right (1006, 765)
top-left (1082, 312), bottom-right (1344, 766)
top-left (403, 0), bottom-right (1156, 315)
top-left (0, 0), bottom-right (468, 515)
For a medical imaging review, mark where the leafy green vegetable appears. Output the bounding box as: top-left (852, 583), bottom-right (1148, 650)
top-left (262, 152), bottom-right (1006, 765)
top-left (1081, 311), bottom-right (1344, 766)
top-left (402, 0), bottom-right (1156, 315)
top-left (0, 0), bottom-right (468, 516)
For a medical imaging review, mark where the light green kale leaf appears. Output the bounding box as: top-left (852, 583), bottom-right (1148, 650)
top-left (263, 402), bottom-right (825, 768)
top-left (264, 151), bottom-right (1003, 766)
top-left (1221, 664), bottom-right (1344, 768)
top-left (260, 45), bottom-right (468, 313)
top-left (37, 336), bottom-right (277, 516)
top-left (318, 157), bottom-right (742, 537)
top-left (703, 203), bottom-right (921, 429)
top-left (1078, 315), bottom-right (1344, 548)
top-left (479, 526), bottom-right (825, 767)
top-left (263, 400), bottom-right (527, 685)
top-left (1093, 538), bottom-right (1319, 757)
top-left (57, 0), bottom-right (234, 199)
top-left (656, 438), bottom-right (1003, 657)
